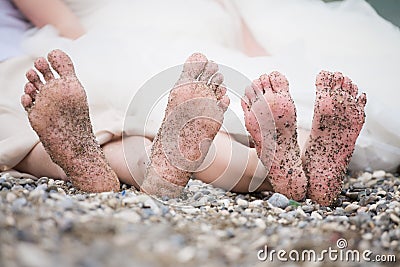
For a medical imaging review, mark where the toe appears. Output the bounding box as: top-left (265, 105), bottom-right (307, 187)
top-left (176, 53), bottom-right (208, 85)
top-left (331, 72), bottom-right (344, 90)
top-left (21, 94), bottom-right (33, 111)
top-left (241, 96), bottom-right (251, 111)
top-left (209, 72), bottom-right (223, 87)
top-left (26, 69), bottom-right (43, 89)
top-left (199, 60), bottom-right (218, 82)
top-left (357, 92), bottom-right (367, 108)
top-left (217, 94), bottom-right (230, 112)
top-left (245, 85), bottom-right (258, 105)
top-left (215, 85), bottom-right (227, 101)
top-left (342, 76), bottom-right (358, 98)
top-left (34, 57), bottom-right (54, 82)
top-left (268, 71), bottom-right (289, 93)
top-left (47, 49), bottom-right (76, 77)
top-left (24, 82), bottom-right (37, 100)
top-left (315, 70), bottom-right (333, 91)
top-left (252, 78), bottom-right (265, 97)
top-left (259, 74), bottom-right (274, 94)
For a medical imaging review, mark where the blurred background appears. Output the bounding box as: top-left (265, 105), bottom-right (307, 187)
top-left (324, 0), bottom-right (400, 27)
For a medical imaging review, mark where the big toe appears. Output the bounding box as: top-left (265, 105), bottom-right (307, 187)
top-left (316, 70), bottom-right (333, 91)
top-left (176, 53), bottom-right (208, 85)
top-left (47, 49), bottom-right (76, 77)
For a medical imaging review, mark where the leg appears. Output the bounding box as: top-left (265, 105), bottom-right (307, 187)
top-left (303, 71), bottom-right (366, 206)
top-left (102, 136), bottom-right (151, 189)
top-left (21, 49), bottom-right (120, 192)
top-left (194, 131), bottom-right (273, 193)
top-left (241, 72), bottom-right (308, 201)
top-left (141, 53), bottom-right (230, 198)
top-left (15, 136), bottom-right (151, 190)
top-left (15, 142), bottom-right (68, 180)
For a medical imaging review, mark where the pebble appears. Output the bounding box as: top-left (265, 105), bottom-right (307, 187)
top-left (249, 200), bottom-right (263, 208)
top-left (267, 193), bottom-right (289, 209)
top-left (311, 211), bottom-right (323, 220)
top-left (390, 213), bottom-right (400, 224)
top-left (236, 198), bottom-right (248, 208)
top-left (6, 192), bottom-right (17, 202)
top-left (114, 210), bottom-right (141, 223)
top-left (344, 203), bottom-right (360, 213)
top-left (358, 172), bottom-right (373, 183)
top-left (0, 172), bottom-right (398, 267)
top-left (372, 170), bottom-right (386, 178)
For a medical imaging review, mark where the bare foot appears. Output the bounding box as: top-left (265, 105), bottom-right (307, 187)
top-left (304, 71), bottom-right (366, 206)
top-left (242, 72), bottom-right (307, 201)
top-left (21, 49), bottom-right (120, 192)
top-left (141, 53), bottom-right (230, 198)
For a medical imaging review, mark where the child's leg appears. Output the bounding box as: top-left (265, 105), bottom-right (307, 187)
top-left (15, 136), bottom-right (151, 189)
top-left (194, 132), bottom-right (273, 193)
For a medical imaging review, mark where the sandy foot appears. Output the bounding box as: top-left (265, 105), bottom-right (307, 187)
top-left (141, 53), bottom-right (230, 198)
top-left (21, 49), bottom-right (120, 192)
top-left (242, 72), bottom-right (307, 201)
top-left (304, 71), bottom-right (366, 206)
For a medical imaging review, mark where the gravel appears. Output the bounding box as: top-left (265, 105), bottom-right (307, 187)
top-left (0, 170), bottom-right (399, 267)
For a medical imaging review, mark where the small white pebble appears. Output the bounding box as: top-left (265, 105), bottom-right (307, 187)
top-left (249, 200), bottom-right (264, 208)
top-left (372, 170), bottom-right (385, 178)
top-left (311, 211), bottom-right (323, 220)
top-left (236, 198), bottom-right (248, 208)
top-left (6, 192), bottom-right (17, 203)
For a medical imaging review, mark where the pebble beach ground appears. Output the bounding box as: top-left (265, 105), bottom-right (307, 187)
top-left (0, 170), bottom-right (399, 267)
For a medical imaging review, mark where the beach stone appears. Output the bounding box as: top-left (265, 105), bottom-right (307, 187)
top-left (358, 172), bottom-right (373, 183)
top-left (363, 233), bottom-right (373, 240)
top-left (193, 192), bottom-right (203, 201)
top-left (6, 192), bottom-right (17, 203)
top-left (177, 246), bottom-right (195, 263)
top-left (302, 205), bottom-right (314, 213)
top-left (344, 203), bottom-right (360, 213)
top-left (218, 199), bottom-right (230, 208)
top-left (18, 178), bottom-right (35, 185)
top-left (36, 177), bottom-right (49, 185)
top-left (345, 191), bottom-right (359, 200)
top-left (254, 218), bottom-right (266, 229)
top-left (311, 211), bottom-right (323, 220)
top-left (1, 181), bottom-right (12, 189)
top-left (249, 200), bottom-right (263, 208)
top-left (236, 198), bottom-right (248, 208)
top-left (114, 210), bottom-right (141, 223)
top-left (17, 243), bottom-right (52, 267)
top-left (181, 207), bottom-right (198, 214)
top-left (267, 193), bottom-right (289, 209)
top-left (296, 207), bottom-right (307, 218)
top-left (372, 170), bottom-right (385, 178)
top-left (390, 213), bottom-right (400, 224)
top-left (298, 221), bottom-right (308, 228)
top-left (60, 198), bottom-right (74, 210)
top-left (12, 198), bottom-right (27, 211)
top-left (144, 198), bottom-right (161, 215)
